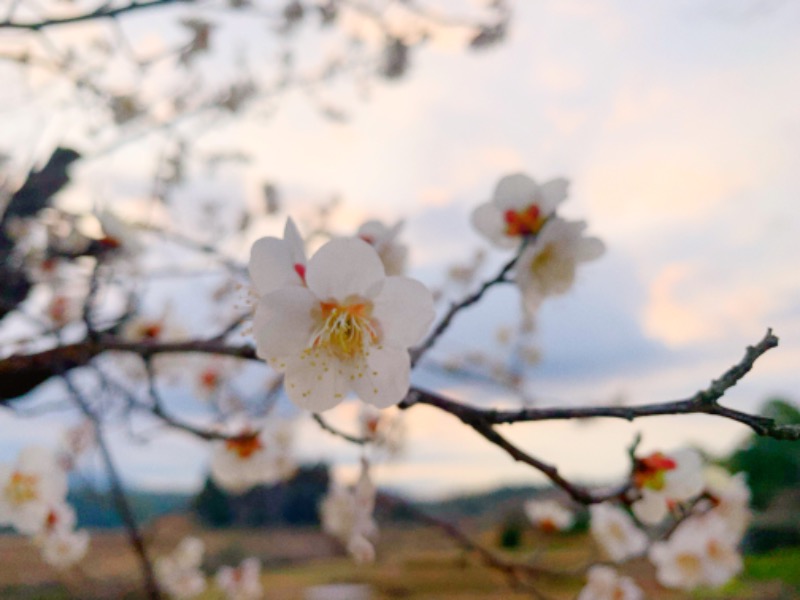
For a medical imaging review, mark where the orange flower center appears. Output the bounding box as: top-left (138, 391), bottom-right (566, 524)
top-left (634, 452), bottom-right (677, 491)
top-left (311, 299), bottom-right (379, 360)
top-left (200, 369), bottom-right (220, 390)
top-left (504, 205), bottom-right (545, 237)
top-left (4, 471), bottom-right (39, 506)
top-left (226, 434), bottom-right (264, 460)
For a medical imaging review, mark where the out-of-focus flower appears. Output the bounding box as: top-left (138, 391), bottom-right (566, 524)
top-left (515, 217), bottom-right (604, 314)
top-left (577, 565), bottom-right (643, 600)
top-left (356, 220), bottom-right (408, 276)
top-left (156, 537), bottom-right (207, 599)
top-left (589, 503), bottom-right (648, 563)
top-left (524, 499), bottom-right (574, 532)
top-left (359, 405), bottom-right (406, 456)
top-left (59, 421), bottom-right (95, 471)
top-left (248, 218), bottom-right (307, 296)
top-left (40, 527), bottom-right (90, 570)
top-left (471, 173), bottom-right (568, 249)
top-left (320, 461), bottom-right (378, 564)
top-left (0, 446), bottom-right (68, 535)
top-left (632, 448), bottom-right (704, 525)
top-left (215, 557), bottom-right (264, 600)
top-left (96, 209), bottom-right (141, 256)
top-left (649, 513), bottom-right (742, 590)
top-left (45, 293), bottom-right (79, 328)
top-left (251, 236), bottom-right (434, 412)
top-left (703, 466), bottom-right (751, 540)
top-left (210, 423), bottom-right (295, 494)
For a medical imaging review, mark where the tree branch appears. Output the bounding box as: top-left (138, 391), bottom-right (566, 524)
top-left (0, 0), bottom-right (193, 30)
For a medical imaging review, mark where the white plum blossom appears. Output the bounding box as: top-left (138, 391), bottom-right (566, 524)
top-left (589, 503), bottom-right (648, 563)
top-left (515, 217), bottom-right (605, 314)
top-left (703, 465), bottom-right (751, 540)
top-left (359, 405), bottom-right (406, 457)
top-left (250, 236), bottom-right (434, 412)
top-left (248, 217), bottom-right (307, 296)
top-left (320, 461), bottom-right (378, 564)
top-left (356, 219), bottom-right (408, 275)
top-left (0, 446), bottom-right (68, 535)
top-left (156, 537), bottom-right (207, 599)
top-left (524, 499), bottom-right (574, 532)
top-left (40, 527), bottom-right (90, 570)
top-left (649, 513), bottom-right (743, 590)
top-left (215, 557), bottom-right (264, 600)
top-left (632, 448), bottom-right (705, 525)
top-left (210, 425), bottom-right (295, 494)
top-left (471, 173), bottom-right (569, 249)
top-left (577, 566), bottom-right (643, 600)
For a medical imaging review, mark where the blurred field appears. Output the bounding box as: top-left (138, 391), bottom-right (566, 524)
top-left (1, 516), bottom-right (798, 599)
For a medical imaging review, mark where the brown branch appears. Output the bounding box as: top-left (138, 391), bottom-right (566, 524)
top-left (0, 0), bottom-right (192, 30)
top-left (312, 413), bottom-right (369, 445)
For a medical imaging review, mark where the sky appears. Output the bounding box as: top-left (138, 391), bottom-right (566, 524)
top-left (1, 0), bottom-right (799, 500)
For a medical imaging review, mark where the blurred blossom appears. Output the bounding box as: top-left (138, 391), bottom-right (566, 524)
top-left (631, 448), bottom-right (704, 525)
top-left (589, 503), bottom-right (648, 563)
top-left (524, 499), bottom-right (574, 532)
top-left (215, 557), bottom-right (264, 600)
top-left (577, 566), bottom-right (643, 600)
top-left (356, 219), bottom-right (408, 276)
top-left (155, 536), bottom-right (207, 599)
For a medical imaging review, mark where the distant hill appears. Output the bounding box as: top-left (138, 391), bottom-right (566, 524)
top-left (69, 488), bottom-right (192, 529)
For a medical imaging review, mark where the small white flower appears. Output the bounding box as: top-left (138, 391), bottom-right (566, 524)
top-left (649, 513), bottom-right (742, 590)
top-left (156, 537), bottom-right (207, 599)
top-left (0, 446), bottom-right (68, 535)
top-left (632, 448), bottom-right (705, 525)
top-left (524, 499), bottom-right (574, 532)
top-left (248, 218), bottom-right (307, 296)
top-left (320, 461), bottom-right (379, 564)
top-left (589, 503), bottom-right (649, 563)
top-left (703, 466), bottom-right (751, 541)
top-left (356, 219), bottom-right (408, 276)
top-left (471, 173), bottom-right (569, 248)
top-left (209, 424), bottom-right (295, 494)
top-left (215, 557), bottom-right (264, 600)
top-left (40, 527), bottom-right (90, 570)
top-left (359, 405), bottom-right (406, 457)
top-left (577, 566), bottom-right (643, 600)
top-left (515, 217), bottom-right (605, 314)
top-left (251, 237), bottom-right (434, 412)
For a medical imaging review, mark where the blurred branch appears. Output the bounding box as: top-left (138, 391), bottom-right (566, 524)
top-left (312, 413), bottom-right (369, 445)
top-left (0, 0), bottom-right (192, 30)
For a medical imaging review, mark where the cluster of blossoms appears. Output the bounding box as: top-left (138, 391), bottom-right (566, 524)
top-left (319, 461), bottom-right (379, 564)
top-left (248, 219), bottom-right (435, 413)
top-left (521, 448), bottom-right (751, 597)
top-left (471, 173), bottom-right (605, 314)
top-left (0, 446), bottom-right (89, 570)
top-left (209, 421), bottom-right (296, 494)
top-left (156, 537), bottom-right (266, 600)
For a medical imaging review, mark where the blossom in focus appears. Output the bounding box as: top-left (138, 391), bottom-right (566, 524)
top-left (215, 557), bottom-right (264, 600)
top-left (471, 173), bottom-right (568, 248)
top-left (320, 461), bottom-right (378, 564)
top-left (631, 448), bottom-right (704, 525)
top-left (210, 424), bottom-right (295, 494)
top-left (248, 217), bottom-right (307, 296)
top-left (515, 217), bottom-right (605, 314)
top-left (251, 236), bottom-right (434, 412)
top-left (576, 566), bottom-right (643, 600)
top-left (589, 503), bottom-right (648, 563)
top-left (524, 499), bottom-right (574, 532)
top-left (155, 537), bottom-right (207, 599)
top-left (356, 219), bottom-right (408, 275)
top-left (0, 446), bottom-right (68, 535)
top-left (649, 513), bottom-right (743, 590)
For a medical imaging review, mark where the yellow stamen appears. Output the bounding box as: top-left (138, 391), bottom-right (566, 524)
top-left (4, 471), bottom-right (39, 506)
top-left (310, 298), bottom-right (380, 360)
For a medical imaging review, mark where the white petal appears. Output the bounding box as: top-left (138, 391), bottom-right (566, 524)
top-left (284, 355), bottom-right (351, 412)
top-left (632, 489), bottom-right (668, 525)
top-left (537, 177), bottom-right (569, 215)
top-left (371, 277), bottom-right (434, 348)
top-left (306, 238), bottom-right (385, 301)
top-left (253, 287), bottom-right (317, 362)
top-left (248, 236), bottom-right (302, 296)
top-left (283, 217), bottom-right (307, 267)
top-left (493, 173), bottom-right (540, 212)
top-left (577, 236), bottom-right (606, 262)
top-left (350, 346), bottom-right (411, 409)
top-left (470, 203), bottom-right (517, 248)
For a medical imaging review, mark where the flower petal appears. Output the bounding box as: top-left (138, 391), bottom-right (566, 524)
top-left (471, 202), bottom-right (516, 248)
top-left (493, 173), bottom-right (540, 212)
top-left (371, 276), bottom-right (435, 348)
top-left (284, 355), bottom-right (351, 412)
top-left (248, 236), bottom-right (302, 296)
top-left (306, 238), bottom-right (385, 301)
top-left (350, 345), bottom-right (411, 409)
top-left (253, 287), bottom-right (317, 362)
top-left (283, 218), bottom-right (307, 267)
top-left (537, 178), bottom-right (569, 215)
